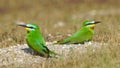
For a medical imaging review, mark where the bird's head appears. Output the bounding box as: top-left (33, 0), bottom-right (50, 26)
top-left (82, 20), bottom-right (101, 29)
top-left (17, 23), bottom-right (39, 33)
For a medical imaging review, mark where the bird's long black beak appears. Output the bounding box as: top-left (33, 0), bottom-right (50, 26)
top-left (17, 23), bottom-right (27, 27)
top-left (94, 21), bottom-right (101, 24)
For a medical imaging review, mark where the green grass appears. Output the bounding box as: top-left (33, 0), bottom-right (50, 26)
top-left (0, 0), bottom-right (120, 68)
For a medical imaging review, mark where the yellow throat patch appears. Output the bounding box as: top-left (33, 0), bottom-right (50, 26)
top-left (90, 24), bottom-right (95, 30)
top-left (25, 28), bottom-right (30, 33)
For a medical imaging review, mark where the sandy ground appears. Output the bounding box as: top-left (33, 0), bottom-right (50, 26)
top-left (0, 42), bottom-right (104, 67)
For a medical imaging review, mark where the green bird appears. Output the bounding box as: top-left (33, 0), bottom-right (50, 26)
top-left (56, 20), bottom-right (100, 44)
top-left (18, 23), bottom-right (57, 58)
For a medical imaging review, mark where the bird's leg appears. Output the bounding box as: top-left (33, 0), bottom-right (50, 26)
top-left (31, 49), bottom-right (34, 55)
top-left (80, 42), bottom-right (85, 44)
top-left (31, 50), bottom-right (40, 56)
top-left (31, 49), bottom-right (38, 55)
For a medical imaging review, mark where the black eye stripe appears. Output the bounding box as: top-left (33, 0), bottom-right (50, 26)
top-left (28, 27), bottom-right (35, 29)
top-left (86, 23), bottom-right (93, 25)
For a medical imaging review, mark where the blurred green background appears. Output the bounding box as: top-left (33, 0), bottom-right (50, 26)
top-left (0, 0), bottom-right (120, 47)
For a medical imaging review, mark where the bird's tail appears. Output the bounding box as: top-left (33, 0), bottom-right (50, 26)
top-left (53, 40), bottom-right (63, 45)
top-left (49, 50), bottom-right (59, 58)
top-left (53, 39), bottom-right (69, 45)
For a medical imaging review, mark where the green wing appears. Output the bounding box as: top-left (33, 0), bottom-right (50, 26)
top-left (26, 38), bottom-right (49, 57)
top-left (57, 27), bottom-right (94, 44)
top-left (26, 37), bottom-right (57, 58)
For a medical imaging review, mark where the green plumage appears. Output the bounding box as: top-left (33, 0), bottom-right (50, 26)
top-left (18, 23), bottom-right (57, 58)
top-left (56, 20), bottom-right (100, 44)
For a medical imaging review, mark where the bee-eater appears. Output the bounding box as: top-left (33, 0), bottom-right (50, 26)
top-left (18, 23), bottom-right (57, 58)
top-left (56, 20), bottom-right (101, 44)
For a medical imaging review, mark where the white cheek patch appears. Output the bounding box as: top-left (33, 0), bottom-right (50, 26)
top-left (87, 25), bottom-right (92, 27)
top-left (87, 24), bottom-right (95, 27)
top-left (30, 29), bottom-right (35, 31)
